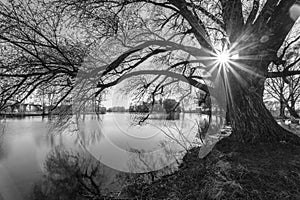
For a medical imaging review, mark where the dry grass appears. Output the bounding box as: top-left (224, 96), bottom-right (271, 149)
top-left (123, 143), bottom-right (300, 200)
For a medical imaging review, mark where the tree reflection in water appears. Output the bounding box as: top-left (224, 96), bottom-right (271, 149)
top-left (30, 142), bottom-right (184, 199)
top-left (0, 120), bottom-right (7, 160)
top-left (31, 148), bottom-right (113, 200)
top-left (37, 111), bottom-right (220, 198)
top-left (46, 113), bottom-right (104, 148)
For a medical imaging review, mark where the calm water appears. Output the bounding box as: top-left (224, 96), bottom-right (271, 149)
top-left (0, 113), bottom-right (205, 200)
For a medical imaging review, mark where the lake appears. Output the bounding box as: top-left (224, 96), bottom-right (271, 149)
top-left (0, 113), bottom-right (208, 200)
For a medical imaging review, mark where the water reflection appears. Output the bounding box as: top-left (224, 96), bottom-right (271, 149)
top-left (0, 113), bottom-right (211, 199)
top-left (46, 114), bottom-right (104, 149)
top-left (31, 148), bottom-right (113, 200)
top-left (84, 113), bottom-right (202, 172)
top-left (30, 146), bottom-right (180, 199)
top-left (0, 122), bottom-right (6, 161)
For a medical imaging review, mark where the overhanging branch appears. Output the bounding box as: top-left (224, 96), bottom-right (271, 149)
top-left (97, 70), bottom-right (211, 93)
top-left (268, 70), bottom-right (300, 78)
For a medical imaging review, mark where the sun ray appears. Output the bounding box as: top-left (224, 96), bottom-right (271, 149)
top-left (194, 41), bottom-right (266, 108)
top-left (222, 68), bottom-right (236, 111)
top-left (229, 60), bottom-right (264, 78)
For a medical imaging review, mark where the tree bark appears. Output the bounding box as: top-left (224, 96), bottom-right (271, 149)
top-left (225, 70), bottom-right (300, 146)
top-left (170, 0), bottom-right (300, 148)
top-left (279, 98), bottom-right (287, 118)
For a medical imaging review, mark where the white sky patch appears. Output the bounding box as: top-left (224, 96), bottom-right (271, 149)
top-left (102, 85), bottom-right (130, 108)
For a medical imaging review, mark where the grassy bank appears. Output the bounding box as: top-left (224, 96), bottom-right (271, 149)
top-left (123, 143), bottom-right (300, 200)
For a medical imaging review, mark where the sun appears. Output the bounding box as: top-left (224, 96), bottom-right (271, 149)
top-left (216, 50), bottom-right (230, 64)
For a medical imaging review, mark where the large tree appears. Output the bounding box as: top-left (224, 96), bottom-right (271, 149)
top-left (265, 35), bottom-right (300, 118)
top-left (59, 0), bottom-right (300, 145)
top-left (1, 0), bottom-right (300, 149)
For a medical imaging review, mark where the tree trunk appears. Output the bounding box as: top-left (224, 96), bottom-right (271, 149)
top-left (225, 104), bottom-right (231, 125)
top-left (279, 98), bottom-right (287, 118)
top-left (224, 71), bottom-right (300, 146)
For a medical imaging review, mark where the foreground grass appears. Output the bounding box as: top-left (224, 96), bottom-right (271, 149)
top-left (123, 142), bottom-right (300, 200)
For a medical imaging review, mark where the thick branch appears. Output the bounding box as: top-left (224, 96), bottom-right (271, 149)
top-left (169, 0), bottom-right (213, 50)
top-left (268, 70), bottom-right (300, 78)
top-left (246, 0), bottom-right (259, 26)
top-left (97, 70), bottom-right (211, 93)
top-left (220, 0), bottom-right (244, 42)
top-left (186, 3), bottom-right (225, 30)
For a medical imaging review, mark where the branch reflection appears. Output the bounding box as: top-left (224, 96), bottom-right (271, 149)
top-left (32, 148), bottom-right (116, 200)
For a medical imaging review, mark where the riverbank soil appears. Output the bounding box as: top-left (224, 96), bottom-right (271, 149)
top-left (124, 140), bottom-right (300, 200)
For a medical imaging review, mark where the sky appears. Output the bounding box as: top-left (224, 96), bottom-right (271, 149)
top-left (102, 85), bottom-right (130, 108)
